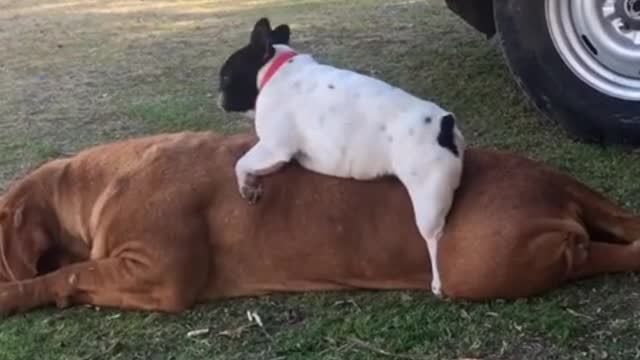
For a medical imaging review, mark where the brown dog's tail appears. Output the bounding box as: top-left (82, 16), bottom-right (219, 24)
top-left (568, 182), bottom-right (640, 244)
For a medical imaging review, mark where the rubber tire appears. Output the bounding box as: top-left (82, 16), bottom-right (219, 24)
top-left (493, 0), bottom-right (640, 146)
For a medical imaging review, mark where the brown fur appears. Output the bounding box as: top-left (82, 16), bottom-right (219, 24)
top-left (0, 131), bottom-right (639, 314)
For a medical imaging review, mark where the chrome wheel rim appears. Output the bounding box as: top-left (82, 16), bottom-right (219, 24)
top-left (546, 0), bottom-right (640, 100)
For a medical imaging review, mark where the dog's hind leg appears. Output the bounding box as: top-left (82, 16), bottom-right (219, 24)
top-left (569, 183), bottom-right (640, 244)
top-left (398, 170), bottom-right (460, 297)
top-left (569, 241), bottom-right (640, 280)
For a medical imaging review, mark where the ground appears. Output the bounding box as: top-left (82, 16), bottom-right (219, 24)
top-left (1, 0), bottom-right (640, 359)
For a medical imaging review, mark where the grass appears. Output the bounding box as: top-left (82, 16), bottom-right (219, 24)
top-left (2, 0), bottom-right (640, 358)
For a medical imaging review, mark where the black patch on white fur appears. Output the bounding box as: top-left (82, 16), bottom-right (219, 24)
top-left (218, 18), bottom-right (291, 113)
top-left (437, 114), bottom-right (458, 157)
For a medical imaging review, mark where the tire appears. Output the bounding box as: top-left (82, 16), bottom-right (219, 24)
top-left (493, 0), bottom-right (640, 145)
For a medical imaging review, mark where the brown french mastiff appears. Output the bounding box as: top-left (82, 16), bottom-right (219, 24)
top-left (0, 131), bottom-right (639, 315)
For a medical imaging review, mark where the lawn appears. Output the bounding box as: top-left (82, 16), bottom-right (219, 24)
top-left (2, 0), bottom-right (640, 359)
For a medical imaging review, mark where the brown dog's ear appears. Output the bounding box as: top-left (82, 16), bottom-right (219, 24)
top-left (12, 203), bottom-right (24, 229)
top-left (0, 204), bottom-right (25, 229)
top-left (3, 203), bottom-right (51, 280)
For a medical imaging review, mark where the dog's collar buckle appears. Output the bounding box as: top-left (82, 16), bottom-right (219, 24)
top-left (258, 51), bottom-right (297, 91)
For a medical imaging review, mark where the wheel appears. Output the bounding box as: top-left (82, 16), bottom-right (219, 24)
top-left (494, 0), bottom-right (640, 145)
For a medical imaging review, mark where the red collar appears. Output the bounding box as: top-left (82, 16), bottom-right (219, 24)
top-left (258, 51), bottom-right (297, 91)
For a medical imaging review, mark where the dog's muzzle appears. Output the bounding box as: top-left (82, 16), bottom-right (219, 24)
top-left (242, 110), bottom-right (256, 119)
top-left (216, 94), bottom-right (225, 112)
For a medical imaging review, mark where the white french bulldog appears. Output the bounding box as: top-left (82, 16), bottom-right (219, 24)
top-left (218, 18), bottom-right (465, 296)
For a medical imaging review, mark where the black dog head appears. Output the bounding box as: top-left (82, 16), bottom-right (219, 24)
top-left (218, 18), bottom-right (291, 113)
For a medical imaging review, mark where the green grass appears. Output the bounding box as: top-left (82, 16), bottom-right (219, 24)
top-left (2, 0), bottom-right (640, 359)
top-left (129, 93), bottom-right (223, 132)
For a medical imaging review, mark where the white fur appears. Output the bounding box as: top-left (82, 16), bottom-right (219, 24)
top-left (235, 45), bottom-right (465, 296)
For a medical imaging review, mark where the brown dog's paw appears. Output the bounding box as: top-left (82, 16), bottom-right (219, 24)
top-left (240, 175), bottom-right (263, 205)
top-left (0, 286), bottom-right (19, 316)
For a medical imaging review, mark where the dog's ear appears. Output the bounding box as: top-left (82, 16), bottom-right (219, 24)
top-left (0, 203), bottom-right (25, 230)
top-left (4, 202), bottom-right (52, 280)
top-left (12, 203), bottom-right (24, 229)
top-left (271, 24), bottom-right (290, 45)
top-left (250, 18), bottom-right (275, 60)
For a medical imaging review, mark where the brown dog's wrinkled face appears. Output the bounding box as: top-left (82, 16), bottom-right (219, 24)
top-left (0, 203), bottom-right (50, 283)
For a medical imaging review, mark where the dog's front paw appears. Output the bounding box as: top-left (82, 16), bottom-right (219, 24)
top-left (240, 174), bottom-right (263, 205)
top-left (241, 183), bottom-right (263, 205)
top-left (0, 284), bottom-right (21, 316)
